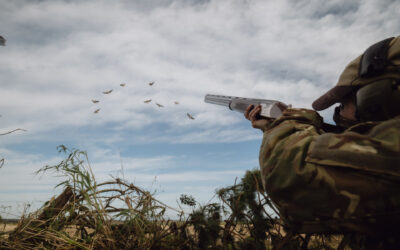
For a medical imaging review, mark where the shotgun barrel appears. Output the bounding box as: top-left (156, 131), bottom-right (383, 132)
top-left (204, 94), bottom-right (288, 118)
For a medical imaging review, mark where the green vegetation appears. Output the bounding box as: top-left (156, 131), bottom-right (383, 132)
top-left (0, 146), bottom-right (388, 249)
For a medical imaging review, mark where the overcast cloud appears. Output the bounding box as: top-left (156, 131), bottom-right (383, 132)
top-left (0, 0), bottom-right (399, 217)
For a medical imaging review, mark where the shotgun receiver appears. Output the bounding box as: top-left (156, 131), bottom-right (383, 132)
top-left (204, 94), bottom-right (289, 119)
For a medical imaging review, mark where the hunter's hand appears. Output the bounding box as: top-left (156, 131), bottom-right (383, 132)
top-left (244, 105), bottom-right (273, 131)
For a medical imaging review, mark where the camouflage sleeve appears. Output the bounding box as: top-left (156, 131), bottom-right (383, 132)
top-left (259, 108), bottom-right (323, 185)
top-left (259, 108), bottom-right (400, 232)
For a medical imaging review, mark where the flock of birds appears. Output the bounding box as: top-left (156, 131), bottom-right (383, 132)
top-left (0, 35), bottom-right (196, 121)
top-left (92, 82), bottom-right (196, 120)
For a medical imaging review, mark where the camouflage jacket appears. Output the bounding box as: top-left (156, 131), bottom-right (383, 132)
top-left (259, 108), bottom-right (400, 235)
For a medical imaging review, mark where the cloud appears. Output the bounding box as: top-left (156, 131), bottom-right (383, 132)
top-left (0, 145), bottom-right (249, 218)
top-left (1, 0), bottom-right (399, 217)
top-left (1, 0), bottom-right (398, 140)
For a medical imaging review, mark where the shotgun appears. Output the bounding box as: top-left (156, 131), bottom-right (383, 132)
top-left (204, 94), bottom-right (289, 119)
top-left (204, 94), bottom-right (342, 132)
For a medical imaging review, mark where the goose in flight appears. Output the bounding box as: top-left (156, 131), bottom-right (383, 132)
top-left (187, 113), bottom-right (195, 120)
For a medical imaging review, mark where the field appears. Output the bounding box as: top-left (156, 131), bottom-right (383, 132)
top-left (1, 223), bottom-right (17, 235)
top-left (0, 222), bottom-right (346, 249)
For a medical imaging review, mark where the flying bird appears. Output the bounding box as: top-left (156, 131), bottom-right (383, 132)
top-left (148, 82), bottom-right (154, 86)
top-left (94, 108), bottom-right (101, 114)
top-left (91, 99), bottom-right (99, 103)
top-left (156, 103), bottom-right (164, 108)
top-left (0, 36), bottom-right (5, 46)
top-left (187, 113), bottom-right (195, 120)
top-left (103, 89), bottom-right (113, 94)
top-left (120, 83), bottom-right (126, 87)
top-left (144, 99), bottom-right (152, 103)
top-left (174, 101), bottom-right (179, 105)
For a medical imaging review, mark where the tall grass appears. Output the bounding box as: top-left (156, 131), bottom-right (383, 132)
top-left (0, 146), bottom-right (392, 249)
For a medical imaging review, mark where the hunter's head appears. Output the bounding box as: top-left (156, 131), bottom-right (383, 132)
top-left (312, 36), bottom-right (400, 128)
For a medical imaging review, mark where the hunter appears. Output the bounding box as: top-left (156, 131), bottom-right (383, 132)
top-left (245, 36), bottom-right (400, 244)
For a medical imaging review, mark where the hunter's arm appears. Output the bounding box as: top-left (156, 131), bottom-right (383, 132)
top-left (259, 108), bottom-right (400, 231)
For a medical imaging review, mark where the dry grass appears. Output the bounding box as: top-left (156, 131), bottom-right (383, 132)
top-left (0, 146), bottom-right (397, 249)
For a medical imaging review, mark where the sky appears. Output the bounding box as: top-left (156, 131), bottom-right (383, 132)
top-left (0, 0), bottom-right (399, 218)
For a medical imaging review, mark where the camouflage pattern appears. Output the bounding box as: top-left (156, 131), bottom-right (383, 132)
top-left (312, 36), bottom-right (400, 111)
top-left (336, 36), bottom-right (400, 88)
top-left (259, 108), bottom-right (400, 235)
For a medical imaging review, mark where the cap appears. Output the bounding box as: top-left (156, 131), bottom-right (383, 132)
top-left (312, 36), bottom-right (400, 111)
